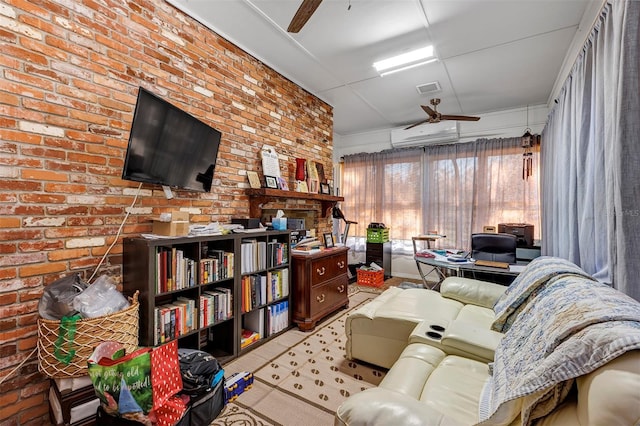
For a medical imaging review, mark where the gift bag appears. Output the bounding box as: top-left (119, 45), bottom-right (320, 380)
top-left (88, 340), bottom-right (186, 425)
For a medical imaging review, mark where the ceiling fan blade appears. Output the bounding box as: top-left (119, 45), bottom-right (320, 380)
top-left (440, 114), bottom-right (481, 122)
top-left (420, 105), bottom-right (437, 118)
top-left (405, 119), bottom-right (430, 130)
top-left (287, 0), bottom-right (323, 33)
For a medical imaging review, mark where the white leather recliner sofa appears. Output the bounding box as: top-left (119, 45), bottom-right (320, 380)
top-left (346, 276), bottom-right (506, 368)
top-left (338, 257), bottom-right (640, 425)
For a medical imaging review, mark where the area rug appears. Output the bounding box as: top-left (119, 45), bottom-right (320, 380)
top-left (211, 292), bottom-right (386, 425)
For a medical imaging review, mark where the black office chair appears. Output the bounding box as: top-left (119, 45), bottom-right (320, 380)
top-left (471, 233), bottom-right (517, 264)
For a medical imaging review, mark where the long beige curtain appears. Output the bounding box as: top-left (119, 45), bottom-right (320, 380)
top-left (342, 137), bottom-right (540, 254)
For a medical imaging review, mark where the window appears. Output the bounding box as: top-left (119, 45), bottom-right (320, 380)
top-left (342, 138), bottom-right (540, 253)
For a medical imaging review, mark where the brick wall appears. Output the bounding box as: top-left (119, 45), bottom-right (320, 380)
top-left (0, 0), bottom-right (333, 424)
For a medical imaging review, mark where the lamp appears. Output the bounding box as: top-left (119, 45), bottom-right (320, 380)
top-left (332, 205), bottom-right (357, 245)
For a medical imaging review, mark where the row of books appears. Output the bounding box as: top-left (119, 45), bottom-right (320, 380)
top-left (240, 239), bottom-right (289, 274)
top-left (154, 297), bottom-right (196, 345)
top-left (200, 287), bottom-right (233, 328)
top-left (240, 301), bottom-right (290, 349)
top-left (155, 247), bottom-right (197, 293)
top-left (267, 300), bottom-right (289, 335)
top-left (240, 269), bottom-right (289, 313)
top-left (200, 250), bottom-right (234, 284)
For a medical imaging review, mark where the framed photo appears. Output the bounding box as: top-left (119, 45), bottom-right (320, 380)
top-left (265, 175), bottom-right (278, 189)
top-left (320, 183), bottom-right (330, 194)
top-left (246, 171), bottom-right (261, 189)
top-left (323, 233), bottom-right (334, 248)
top-left (296, 180), bottom-right (308, 193)
top-left (277, 177), bottom-right (289, 191)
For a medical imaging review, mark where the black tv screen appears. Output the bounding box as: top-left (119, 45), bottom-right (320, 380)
top-left (122, 87), bottom-right (222, 192)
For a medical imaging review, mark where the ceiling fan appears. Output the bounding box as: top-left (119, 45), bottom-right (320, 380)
top-left (287, 0), bottom-right (322, 33)
top-left (405, 98), bottom-right (480, 130)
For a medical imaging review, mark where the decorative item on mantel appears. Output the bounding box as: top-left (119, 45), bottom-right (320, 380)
top-left (295, 158), bottom-right (308, 192)
top-left (306, 160), bottom-right (319, 194)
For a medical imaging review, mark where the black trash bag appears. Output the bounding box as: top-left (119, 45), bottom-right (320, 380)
top-left (38, 273), bottom-right (88, 320)
top-left (178, 348), bottom-right (222, 396)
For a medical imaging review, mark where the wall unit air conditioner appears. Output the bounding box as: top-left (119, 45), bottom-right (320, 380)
top-left (390, 121), bottom-right (460, 147)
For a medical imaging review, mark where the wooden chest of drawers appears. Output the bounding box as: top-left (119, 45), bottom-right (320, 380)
top-left (291, 247), bottom-right (349, 331)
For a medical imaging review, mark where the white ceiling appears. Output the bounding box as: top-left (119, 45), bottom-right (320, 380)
top-left (167, 0), bottom-right (600, 136)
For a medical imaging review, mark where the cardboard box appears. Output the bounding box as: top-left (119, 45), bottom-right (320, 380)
top-left (153, 211), bottom-right (190, 236)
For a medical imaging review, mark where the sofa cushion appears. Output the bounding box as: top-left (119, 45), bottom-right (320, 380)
top-left (379, 343), bottom-right (445, 398)
top-left (574, 350), bottom-right (640, 425)
top-left (379, 344), bottom-right (492, 425)
top-left (373, 288), bottom-right (463, 322)
top-left (420, 355), bottom-right (491, 425)
top-left (440, 276), bottom-right (506, 309)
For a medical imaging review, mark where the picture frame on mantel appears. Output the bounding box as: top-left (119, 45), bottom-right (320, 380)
top-left (246, 171), bottom-right (261, 189)
top-left (320, 183), bottom-right (330, 194)
top-left (277, 177), bottom-right (289, 191)
top-left (265, 175), bottom-right (278, 189)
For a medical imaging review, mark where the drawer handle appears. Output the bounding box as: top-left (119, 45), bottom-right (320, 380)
top-left (316, 267), bottom-right (326, 276)
top-left (316, 294), bottom-right (325, 303)
top-left (337, 285), bottom-right (345, 293)
top-left (337, 261), bottom-right (345, 269)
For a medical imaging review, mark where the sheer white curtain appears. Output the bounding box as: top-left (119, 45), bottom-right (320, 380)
top-left (342, 138), bottom-right (540, 253)
top-left (424, 138), bottom-right (540, 250)
top-left (342, 148), bottom-right (423, 253)
top-left (542, 0), bottom-right (640, 300)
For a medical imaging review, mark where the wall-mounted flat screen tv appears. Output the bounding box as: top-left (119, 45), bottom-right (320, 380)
top-left (122, 87), bottom-right (222, 192)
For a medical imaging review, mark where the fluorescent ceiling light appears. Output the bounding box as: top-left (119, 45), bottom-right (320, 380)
top-left (379, 58), bottom-right (438, 77)
top-left (373, 46), bottom-right (435, 74)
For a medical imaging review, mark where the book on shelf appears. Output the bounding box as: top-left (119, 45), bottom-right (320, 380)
top-left (155, 247), bottom-right (196, 293)
top-left (154, 298), bottom-right (197, 345)
top-left (200, 250), bottom-right (234, 284)
top-left (242, 308), bottom-right (264, 349)
top-left (240, 328), bottom-right (260, 349)
top-left (241, 239), bottom-right (267, 274)
top-left (267, 240), bottom-right (288, 267)
top-left (267, 301), bottom-right (289, 334)
top-left (200, 288), bottom-right (232, 327)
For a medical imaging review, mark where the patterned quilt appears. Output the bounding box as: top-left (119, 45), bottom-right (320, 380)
top-left (478, 274), bottom-right (640, 426)
top-left (491, 256), bottom-right (596, 333)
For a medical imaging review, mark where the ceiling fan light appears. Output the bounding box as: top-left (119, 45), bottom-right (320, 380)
top-left (373, 45), bottom-right (434, 74)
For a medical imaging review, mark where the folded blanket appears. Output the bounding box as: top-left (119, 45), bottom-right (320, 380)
top-left (478, 275), bottom-right (640, 426)
top-left (491, 256), bottom-right (596, 333)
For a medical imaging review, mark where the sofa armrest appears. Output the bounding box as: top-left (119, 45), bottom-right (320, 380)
top-left (440, 321), bottom-right (503, 363)
top-left (335, 387), bottom-right (457, 426)
top-left (440, 277), bottom-right (506, 309)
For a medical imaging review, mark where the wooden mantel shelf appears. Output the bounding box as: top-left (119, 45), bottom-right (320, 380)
top-left (247, 188), bottom-right (344, 218)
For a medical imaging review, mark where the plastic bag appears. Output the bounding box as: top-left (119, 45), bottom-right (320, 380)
top-left (38, 273), bottom-right (88, 320)
top-left (73, 275), bottom-right (129, 318)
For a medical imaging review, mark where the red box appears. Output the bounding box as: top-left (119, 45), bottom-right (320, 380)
top-left (357, 269), bottom-right (385, 287)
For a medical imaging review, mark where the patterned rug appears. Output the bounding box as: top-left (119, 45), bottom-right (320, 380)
top-left (211, 292), bottom-right (386, 425)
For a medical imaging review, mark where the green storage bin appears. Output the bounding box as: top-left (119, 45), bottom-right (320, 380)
top-left (367, 228), bottom-right (390, 243)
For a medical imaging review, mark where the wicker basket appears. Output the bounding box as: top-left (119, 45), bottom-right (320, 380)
top-left (37, 291), bottom-right (139, 378)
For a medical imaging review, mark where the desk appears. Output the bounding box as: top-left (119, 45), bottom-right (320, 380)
top-left (415, 252), bottom-right (521, 289)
